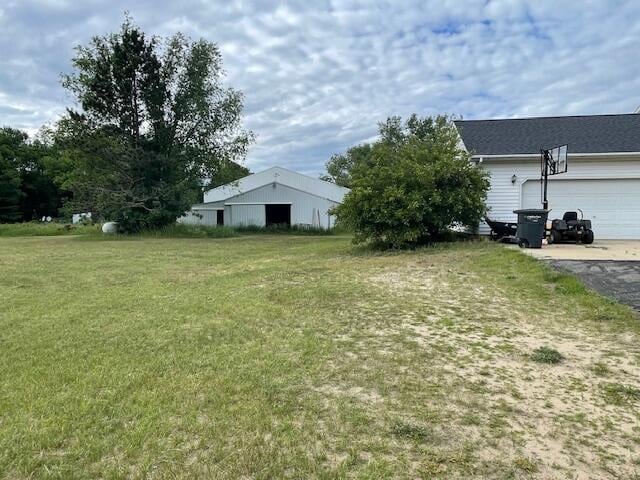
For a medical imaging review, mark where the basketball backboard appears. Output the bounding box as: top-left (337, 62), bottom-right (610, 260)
top-left (540, 144), bottom-right (568, 210)
top-left (543, 144), bottom-right (568, 175)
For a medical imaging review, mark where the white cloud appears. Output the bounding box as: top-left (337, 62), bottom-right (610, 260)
top-left (0, 0), bottom-right (639, 176)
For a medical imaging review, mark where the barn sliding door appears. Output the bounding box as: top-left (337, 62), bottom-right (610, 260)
top-left (265, 204), bottom-right (291, 226)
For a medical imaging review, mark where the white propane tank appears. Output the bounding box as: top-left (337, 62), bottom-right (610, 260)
top-left (102, 222), bottom-right (118, 234)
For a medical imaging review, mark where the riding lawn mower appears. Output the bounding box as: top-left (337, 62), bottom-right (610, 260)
top-left (547, 209), bottom-right (594, 245)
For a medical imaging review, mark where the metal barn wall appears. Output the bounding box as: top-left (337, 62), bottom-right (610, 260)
top-left (177, 210), bottom-right (217, 226)
top-left (203, 166), bottom-right (349, 204)
top-left (224, 182), bottom-right (339, 228)
top-left (480, 156), bottom-right (640, 235)
top-left (178, 200), bottom-right (225, 226)
top-left (227, 204), bottom-right (265, 226)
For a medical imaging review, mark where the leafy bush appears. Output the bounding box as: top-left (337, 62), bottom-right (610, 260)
top-left (332, 115), bottom-right (489, 248)
top-left (531, 346), bottom-right (564, 364)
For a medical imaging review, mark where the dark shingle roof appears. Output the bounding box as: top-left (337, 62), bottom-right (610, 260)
top-left (454, 114), bottom-right (640, 155)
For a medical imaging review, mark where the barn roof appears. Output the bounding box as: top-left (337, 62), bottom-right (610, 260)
top-left (454, 114), bottom-right (640, 156)
top-left (202, 166), bottom-right (350, 204)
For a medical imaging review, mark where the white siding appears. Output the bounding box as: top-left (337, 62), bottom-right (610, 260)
top-left (177, 210), bottom-right (217, 226)
top-left (224, 183), bottom-right (339, 228)
top-left (204, 166), bottom-right (349, 203)
top-left (228, 204), bottom-right (265, 226)
top-left (480, 156), bottom-right (640, 237)
top-left (190, 167), bottom-right (349, 228)
top-left (177, 201), bottom-right (225, 226)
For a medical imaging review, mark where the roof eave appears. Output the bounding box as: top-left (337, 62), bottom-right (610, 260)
top-left (470, 151), bottom-right (640, 160)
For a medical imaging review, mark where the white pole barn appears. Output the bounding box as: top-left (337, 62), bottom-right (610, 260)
top-left (178, 166), bottom-right (350, 229)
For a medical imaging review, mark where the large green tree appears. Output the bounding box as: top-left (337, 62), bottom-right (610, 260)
top-left (332, 115), bottom-right (489, 248)
top-left (0, 127), bottom-right (64, 222)
top-left (0, 154), bottom-right (22, 223)
top-left (323, 114), bottom-right (460, 188)
top-left (56, 17), bottom-right (252, 231)
top-left (321, 143), bottom-right (372, 188)
top-left (209, 159), bottom-right (251, 188)
top-left (0, 128), bottom-right (25, 222)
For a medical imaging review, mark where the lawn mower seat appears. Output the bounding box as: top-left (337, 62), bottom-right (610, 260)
top-left (563, 211), bottom-right (579, 228)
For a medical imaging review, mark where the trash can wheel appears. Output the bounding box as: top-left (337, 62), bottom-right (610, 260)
top-left (518, 238), bottom-right (529, 249)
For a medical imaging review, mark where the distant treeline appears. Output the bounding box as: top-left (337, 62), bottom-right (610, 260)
top-left (0, 127), bottom-right (68, 222)
top-left (0, 126), bottom-right (250, 224)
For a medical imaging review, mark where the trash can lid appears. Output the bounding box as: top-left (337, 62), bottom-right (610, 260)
top-left (513, 209), bottom-right (549, 214)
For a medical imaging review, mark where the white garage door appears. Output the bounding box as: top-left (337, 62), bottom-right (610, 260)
top-left (522, 178), bottom-right (640, 239)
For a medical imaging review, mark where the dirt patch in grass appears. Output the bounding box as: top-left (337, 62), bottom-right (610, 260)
top-left (359, 251), bottom-right (640, 478)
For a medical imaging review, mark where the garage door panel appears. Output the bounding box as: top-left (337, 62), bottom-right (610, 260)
top-left (522, 179), bottom-right (640, 239)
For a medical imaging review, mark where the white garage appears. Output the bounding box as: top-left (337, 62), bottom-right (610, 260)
top-left (522, 178), bottom-right (640, 239)
top-left (455, 114), bottom-right (640, 239)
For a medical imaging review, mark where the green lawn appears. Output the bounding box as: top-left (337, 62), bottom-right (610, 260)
top-left (1, 234), bottom-right (639, 479)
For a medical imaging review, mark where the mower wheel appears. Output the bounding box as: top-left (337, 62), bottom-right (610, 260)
top-left (549, 230), bottom-right (561, 245)
top-left (582, 229), bottom-right (594, 245)
top-left (518, 238), bottom-right (529, 249)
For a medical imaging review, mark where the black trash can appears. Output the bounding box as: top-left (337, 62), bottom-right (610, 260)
top-left (513, 209), bottom-right (548, 248)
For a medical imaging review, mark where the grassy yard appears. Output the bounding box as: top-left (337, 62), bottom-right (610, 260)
top-left (1, 234), bottom-right (639, 479)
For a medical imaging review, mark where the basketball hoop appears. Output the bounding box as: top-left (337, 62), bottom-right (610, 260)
top-left (540, 144), bottom-right (568, 210)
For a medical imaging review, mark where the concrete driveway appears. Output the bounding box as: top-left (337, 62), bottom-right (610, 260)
top-left (522, 241), bottom-right (640, 310)
top-left (524, 240), bottom-right (640, 261)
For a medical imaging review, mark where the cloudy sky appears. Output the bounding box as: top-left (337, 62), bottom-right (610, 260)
top-left (1, 1), bottom-right (639, 176)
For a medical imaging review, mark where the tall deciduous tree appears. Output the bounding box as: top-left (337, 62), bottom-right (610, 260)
top-left (56, 16), bottom-right (252, 231)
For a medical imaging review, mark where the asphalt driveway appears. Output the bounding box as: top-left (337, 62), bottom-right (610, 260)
top-left (522, 241), bottom-right (640, 310)
top-left (548, 260), bottom-right (640, 310)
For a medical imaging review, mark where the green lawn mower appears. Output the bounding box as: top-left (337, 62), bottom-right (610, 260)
top-left (548, 210), bottom-right (594, 245)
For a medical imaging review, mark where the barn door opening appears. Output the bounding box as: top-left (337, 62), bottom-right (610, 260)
top-left (265, 204), bottom-right (291, 227)
top-left (216, 209), bottom-right (224, 226)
